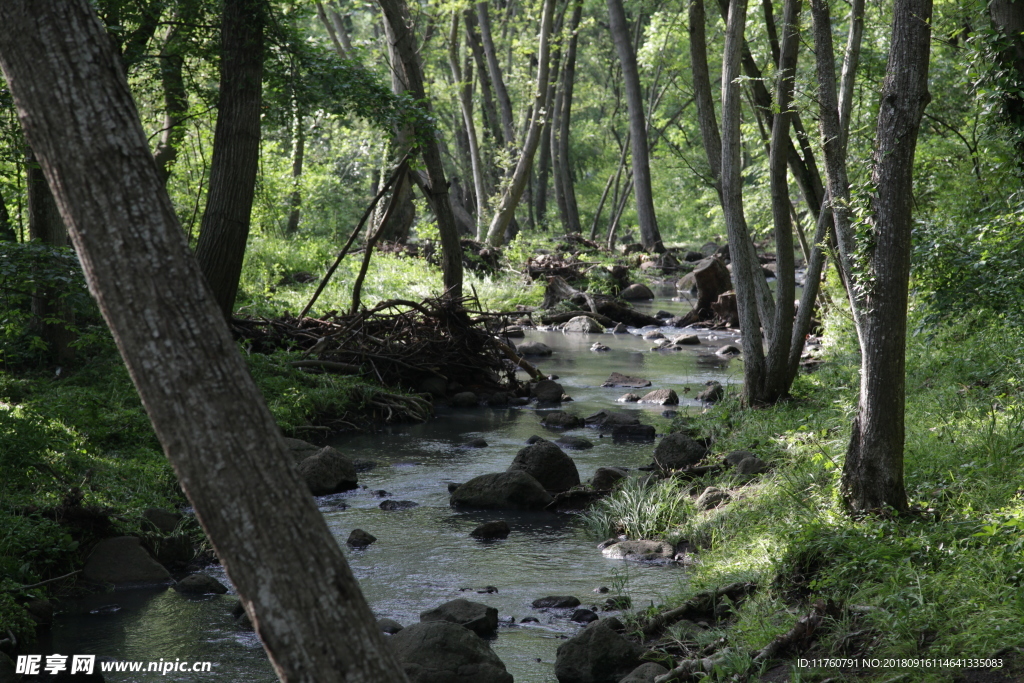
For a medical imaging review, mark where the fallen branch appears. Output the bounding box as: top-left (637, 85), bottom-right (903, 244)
top-left (643, 582), bottom-right (757, 638)
top-left (752, 605), bottom-right (825, 664)
top-left (495, 340), bottom-right (545, 381)
top-left (288, 360), bottom-right (362, 374)
top-left (3, 570), bottom-right (81, 592)
top-left (654, 650), bottom-right (737, 683)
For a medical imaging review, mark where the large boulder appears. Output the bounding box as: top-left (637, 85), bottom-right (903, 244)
top-left (564, 316), bottom-right (605, 333)
top-left (517, 342), bottom-right (553, 356)
top-left (533, 379), bottom-right (566, 404)
top-left (296, 446), bottom-right (358, 495)
top-left (590, 467), bottom-right (627, 490)
top-left (554, 618), bottom-right (644, 683)
top-left (390, 621), bottom-right (513, 683)
top-left (283, 436), bottom-right (320, 462)
top-left (508, 441), bottom-right (580, 493)
top-left (585, 410), bottom-right (640, 431)
top-left (173, 573), bottom-right (228, 595)
top-left (678, 257), bottom-right (732, 324)
top-left (450, 471), bottom-right (554, 510)
top-left (696, 381), bottom-right (725, 403)
top-left (420, 598), bottom-right (499, 638)
top-left (654, 433), bottom-right (708, 471)
top-left (83, 536), bottom-right (171, 584)
top-left (620, 283), bottom-right (654, 300)
top-left (542, 411), bottom-right (585, 429)
top-left (638, 389), bottom-right (679, 405)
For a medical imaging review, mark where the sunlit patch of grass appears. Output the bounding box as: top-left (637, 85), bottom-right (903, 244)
top-left (585, 305), bottom-right (1024, 676)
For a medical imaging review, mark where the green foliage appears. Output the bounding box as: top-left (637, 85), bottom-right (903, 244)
top-left (584, 476), bottom-right (694, 540)
top-left (0, 242), bottom-right (96, 366)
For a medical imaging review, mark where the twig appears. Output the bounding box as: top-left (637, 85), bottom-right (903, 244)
top-left (351, 157), bottom-right (410, 315)
top-left (495, 340), bottom-right (545, 381)
top-left (299, 152), bottom-right (411, 320)
top-left (3, 570), bottom-right (81, 592)
top-left (287, 360), bottom-right (362, 374)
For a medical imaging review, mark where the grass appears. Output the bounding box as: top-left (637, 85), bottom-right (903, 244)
top-left (583, 305), bottom-right (1024, 681)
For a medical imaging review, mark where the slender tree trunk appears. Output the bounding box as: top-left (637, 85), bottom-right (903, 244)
top-left (689, 0), bottom-right (722, 199)
top-left (378, 0), bottom-right (464, 296)
top-left (606, 0), bottom-right (663, 252)
top-left (484, 0), bottom-right (556, 246)
top-left (464, 9), bottom-right (502, 149)
top-left (0, 3), bottom-right (410, 681)
top-left (27, 149), bottom-right (75, 364)
top-left (193, 0), bottom-right (265, 318)
top-left (813, 0), bottom-right (932, 514)
top-left (477, 0), bottom-right (515, 146)
top-left (448, 12), bottom-right (487, 237)
top-left (285, 106), bottom-right (305, 235)
top-left (556, 0), bottom-right (584, 235)
top-left (537, 50), bottom-right (559, 224)
top-left (762, 0), bottom-right (801, 399)
top-left (0, 188), bottom-right (14, 241)
top-left (549, 43), bottom-right (565, 227)
top-left (153, 25), bottom-right (187, 186)
top-left (720, 0), bottom-right (769, 402)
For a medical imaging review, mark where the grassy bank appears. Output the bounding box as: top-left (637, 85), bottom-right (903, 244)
top-left (586, 309), bottom-right (1024, 681)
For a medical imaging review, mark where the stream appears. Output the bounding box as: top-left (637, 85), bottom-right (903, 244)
top-left (34, 294), bottom-right (743, 682)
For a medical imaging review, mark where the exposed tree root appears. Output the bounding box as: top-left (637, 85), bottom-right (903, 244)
top-left (643, 582), bottom-right (758, 639)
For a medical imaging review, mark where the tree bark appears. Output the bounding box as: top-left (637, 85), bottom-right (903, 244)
top-left (720, 0), bottom-right (768, 401)
top-left (464, 9), bottom-right (502, 149)
top-left (153, 25), bottom-right (188, 186)
top-left (813, 0), bottom-right (932, 514)
top-left (989, 0), bottom-right (1024, 160)
top-left (193, 0), bottom-right (266, 318)
top-left (448, 12), bottom-right (487, 238)
top-left (484, 0), bottom-right (556, 246)
top-left (606, 0), bottom-right (663, 252)
top-left (0, 1), bottom-right (409, 681)
top-left (285, 106), bottom-right (306, 235)
top-left (556, 0), bottom-right (584, 235)
top-left (0, 187), bottom-right (14, 241)
top-left (762, 0), bottom-right (801, 400)
top-left (27, 148), bottom-right (75, 364)
top-left (477, 0), bottom-right (515, 146)
top-left (378, 0), bottom-right (464, 296)
top-left (688, 0), bottom-right (722, 198)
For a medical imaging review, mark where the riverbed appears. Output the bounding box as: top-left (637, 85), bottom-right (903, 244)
top-left (36, 307), bottom-right (742, 682)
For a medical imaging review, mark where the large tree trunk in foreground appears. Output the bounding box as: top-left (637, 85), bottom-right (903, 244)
top-left (606, 0), bottom-right (663, 253)
top-left (813, 0), bottom-right (932, 514)
top-left (193, 0), bottom-right (265, 318)
top-left (378, 0), bottom-right (464, 296)
top-left (990, 0), bottom-right (1024, 162)
top-left (0, 1), bottom-right (409, 681)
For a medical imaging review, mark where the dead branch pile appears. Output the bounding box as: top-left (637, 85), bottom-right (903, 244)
top-left (232, 296), bottom-right (525, 411)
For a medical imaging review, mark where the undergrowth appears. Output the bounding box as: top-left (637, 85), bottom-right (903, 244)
top-left (584, 306), bottom-right (1024, 681)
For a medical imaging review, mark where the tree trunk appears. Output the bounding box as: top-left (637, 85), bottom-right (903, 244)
top-left (0, 2), bottom-right (410, 681)
top-left (989, 0), bottom-right (1024, 160)
top-left (548, 41), bottom-right (564, 228)
top-left (0, 188), bottom-right (14, 241)
top-left (606, 0), bottom-right (663, 252)
top-left (193, 0), bottom-right (265, 318)
top-left (153, 25), bottom-right (187, 186)
top-left (843, 0), bottom-right (932, 514)
top-left (812, 0), bottom-right (932, 514)
top-left (556, 0), bottom-right (584, 236)
top-left (720, 0), bottom-right (768, 402)
top-left (484, 0), bottom-right (556, 246)
top-left (477, 0), bottom-right (515, 147)
top-left (27, 148), bottom-right (75, 364)
top-left (464, 9), bottom-right (502, 149)
top-left (378, 0), bottom-right (464, 296)
top-left (286, 60), bottom-right (306, 236)
top-left (688, 0), bottom-right (722, 199)
top-left (762, 0), bottom-right (801, 400)
top-left (448, 12), bottom-right (487, 238)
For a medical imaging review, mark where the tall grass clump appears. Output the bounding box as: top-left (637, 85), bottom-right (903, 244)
top-left (584, 476), bottom-right (695, 540)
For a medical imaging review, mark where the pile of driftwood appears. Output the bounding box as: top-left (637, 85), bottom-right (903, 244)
top-left (232, 297), bottom-right (527, 423)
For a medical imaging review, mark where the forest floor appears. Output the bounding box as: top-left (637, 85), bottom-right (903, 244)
top-left (2, 236), bottom-right (1024, 682)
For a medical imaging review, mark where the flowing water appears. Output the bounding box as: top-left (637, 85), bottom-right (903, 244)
top-left (35, 295), bottom-right (743, 682)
